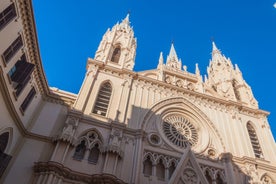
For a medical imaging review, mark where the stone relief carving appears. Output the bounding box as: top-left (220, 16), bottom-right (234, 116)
top-left (58, 116), bottom-right (79, 144)
top-left (182, 168), bottom-right (198, 184)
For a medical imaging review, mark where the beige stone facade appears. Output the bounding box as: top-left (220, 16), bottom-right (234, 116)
top-left (0, 1), bottom-right (276, 184)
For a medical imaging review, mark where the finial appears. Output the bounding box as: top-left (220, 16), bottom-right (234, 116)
top-left (183, 65), bottom-right (187, 71)
top-left (212, 41), bottom-right (218, 51)
top-left (195, 63), bottom-right (200, 75)
top-left (159, 52), bottom-right (164, 64)
top-left (122, 13), bottom-right (130, 24)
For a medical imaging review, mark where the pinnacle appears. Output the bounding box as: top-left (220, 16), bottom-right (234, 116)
top-left (122, 13), bottom-right (130, 24)
top-left (168, 43), bottom-right (178, 60)
top-left (212, 41), bottom-right (218, 51)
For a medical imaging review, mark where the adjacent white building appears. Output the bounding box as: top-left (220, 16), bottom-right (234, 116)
top-left (0, 1), bottom-right (275, 183)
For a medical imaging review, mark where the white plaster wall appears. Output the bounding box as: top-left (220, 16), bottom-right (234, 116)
top-left (30, 101), bottom-right (67, 137)
top-left (3, 138), bottom-right (53, 184)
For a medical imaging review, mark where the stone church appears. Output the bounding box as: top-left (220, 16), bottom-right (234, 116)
top-left (0, 1), bottom-right (276, 183)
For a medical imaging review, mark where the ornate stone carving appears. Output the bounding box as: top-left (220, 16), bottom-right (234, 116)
top-left (182, 168), bottom-right (198, 184)
top-left (56, 116), bottom-right (78, 144)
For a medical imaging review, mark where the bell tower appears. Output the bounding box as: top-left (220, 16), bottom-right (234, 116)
top-left (205, 42), bottom-right (258, 108)
top-left (94, 14), bottom-right (137, 70)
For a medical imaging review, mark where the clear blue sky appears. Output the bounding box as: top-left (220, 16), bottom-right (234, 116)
top-left (33, 1), bottom-right (276, 139)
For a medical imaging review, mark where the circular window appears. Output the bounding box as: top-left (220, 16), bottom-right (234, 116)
top-left (162, 115), bottom-right (198, 148)
top-left (148, 133), bottom-right (161, 146)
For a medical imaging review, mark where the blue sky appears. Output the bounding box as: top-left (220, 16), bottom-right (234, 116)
top-left (33, 1), bottom-right (276, 139)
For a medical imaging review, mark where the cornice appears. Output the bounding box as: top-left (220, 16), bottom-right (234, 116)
top-left (88, 58), bottom-right (269, 118)
top-left (232, 156), bottom-right (276, 172)
top-left (34, 161), bottom-right (126, 184)
top-left (18, 0), bottom-right (49, 95)
top-left (18, 0), bottom-right (75, 107)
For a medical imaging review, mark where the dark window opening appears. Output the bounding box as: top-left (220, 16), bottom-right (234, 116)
top-left (0, 3), bottom-right (16, 31)
top-left (73, 140), bottom-right (86, 160)
top-left (0, 132), bottom-right (12, 177)
top-left (92, 82), bottom-right (112, 116)
top-left (8, 54), bottom-right (34, 97)
top-left (111, 47), bottom-right (121, 63)
top-left (2, 35), bottom-right (23, 64)
top-left (88, 144), bottom-right (100, 164)
top-left (20, 87), bottom-right (36, 112)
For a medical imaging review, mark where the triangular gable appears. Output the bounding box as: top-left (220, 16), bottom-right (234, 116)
top-left (168, 147), bottom-right (208, 184)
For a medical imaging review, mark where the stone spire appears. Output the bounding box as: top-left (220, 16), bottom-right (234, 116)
top-left (157, 52), bottom-right (164, 69)
top-left (94, 14), bottom-right (137, 70)
top-left (205, 41), bottom-right (258, 108)
top-left (122, 13), bottom-right (130, 24)
top-left (166, 43), bottom-right (181, 71)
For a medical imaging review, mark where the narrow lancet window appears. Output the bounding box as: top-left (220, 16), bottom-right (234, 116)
top-left (247, 123), bottom-right (263, 158)
top-left (92, 82), bottom-right (112, 116)
top-left (143, 156), bottom-right (153, 176)
top-left (88, 144), bottom-right (100, 164)
top-left (73, 140), bottom-right (86, 160)
top-left (111, 47), bottom-right (121, 63)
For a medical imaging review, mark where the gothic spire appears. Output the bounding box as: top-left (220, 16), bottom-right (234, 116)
top-left (212, 41), bottom-right (221, 56)
top-left (122, 13), bottom-right (130, 25)
top-left (166, 43), bottom-right (181, 70)
top-left (157, 52), bottom-right (164, 69)
top-left (168, 43), bottom-right (178, 61)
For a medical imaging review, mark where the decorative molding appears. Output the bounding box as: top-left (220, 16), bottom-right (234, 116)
top-left (33, 161), bottom-right (126, 184)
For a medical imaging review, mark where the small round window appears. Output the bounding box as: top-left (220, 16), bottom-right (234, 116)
top-left (162, 115), bottom-right (198, 148)
top-left (148, 133), bottom-right (161, 146)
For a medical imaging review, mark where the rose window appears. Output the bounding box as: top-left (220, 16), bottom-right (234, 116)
top-left (162, 115), bottom-right (198, 148)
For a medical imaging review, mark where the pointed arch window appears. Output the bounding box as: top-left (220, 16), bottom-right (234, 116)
top-left (92, 82), bottom-right (112, 116)
top-left (73, 140), bottom-right (86, 160)
top-left (88, 144), bottom-right (100, 164)
top-left (156, 159), bottom-right (165, 180)
top-left (247, 123), bottom-right (263, 158)
top-left (0, 132), bottom-right (9, 153)
top-left (143, 156), bottom-right (153, 176)
top-left (111, 46), bottom-right (121, 63)
top-left (232, 80), bottom-right (241, 101)
top-left (205, 170), bottom-right (213, 184)
top-left (168, 162), bottom-right (176, 179)
top-left (215, 173), bottom-right (224, 184)
top-left (0, 132), bottom-right (12, 177)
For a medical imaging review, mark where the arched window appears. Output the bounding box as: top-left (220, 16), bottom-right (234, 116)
top-left (111, 46), bottom-right (121, 63)
top-left (88, 144), bottom-right (100, 164)
top-left (92, 82), bottom-right (112, 116)
top-left (0, 132), bottom-right (9, 153)
top-left (205, 170), bottom-right (213, 184)
top-left (0, 132), bottom-right (12, 177)
top-left (156, 159), bottom-right (165, 180)
top-left (232, 80), bottom-right (241, 101)
top-left (247, 123), bottom-right (263, 158)
top-left (73, 140), bottom-right (86, 160)
top-left (168, 162), bottom-right (176, 179)
top-left (143, 156), bottom-right (153, 176)
top-left (216, 173), bottom-right (224, 184)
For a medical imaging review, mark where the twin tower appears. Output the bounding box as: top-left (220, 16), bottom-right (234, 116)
top-left (88, 14), bottom-right (258, 109)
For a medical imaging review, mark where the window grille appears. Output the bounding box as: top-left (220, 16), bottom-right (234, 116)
top-left (20, 87), bottom-right (36, 112)
top-left (2, 35), bottom-right (23, 64)
top-left (0, 3), bottom-right (16, 31)
top-left (247, 123), bottom-right (263, 158)
top-left (92, 82), bottom-right (112, 116)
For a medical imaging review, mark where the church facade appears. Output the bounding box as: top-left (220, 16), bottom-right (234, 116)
top-left (0, 1), bottom-right (276, 184)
